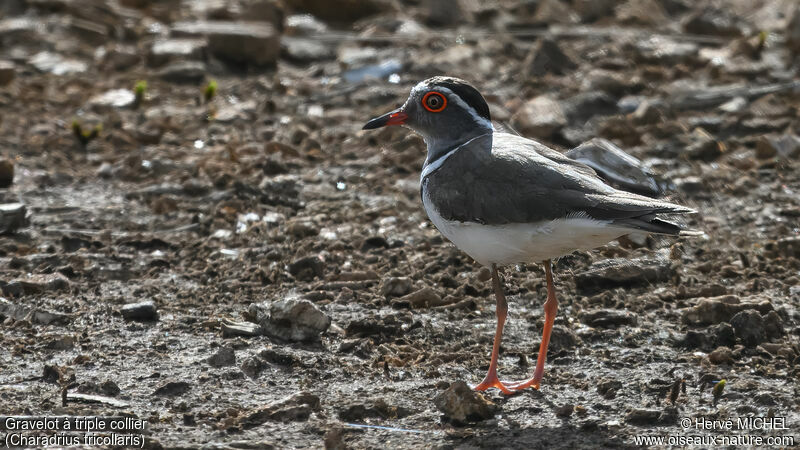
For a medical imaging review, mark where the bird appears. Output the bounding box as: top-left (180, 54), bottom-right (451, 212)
top-left (362, 76), bottom-right (696, 394)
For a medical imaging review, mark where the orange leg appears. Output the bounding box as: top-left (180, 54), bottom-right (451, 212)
top-left (473, 264), bottom-right (514, 395)
top-left (506, 259), bottom-right (558, 391)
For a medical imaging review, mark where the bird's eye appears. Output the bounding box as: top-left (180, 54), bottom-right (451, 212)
top-left (422, 91), bottom-right (447, 112)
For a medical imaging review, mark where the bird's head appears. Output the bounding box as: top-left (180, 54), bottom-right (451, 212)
top-left (363, 76), bottom-right (493, 155)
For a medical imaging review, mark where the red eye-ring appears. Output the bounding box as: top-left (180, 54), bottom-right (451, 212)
top-left (422, 91), bottom-right (447, 112)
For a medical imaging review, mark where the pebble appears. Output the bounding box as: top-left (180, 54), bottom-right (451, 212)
top-left (89, 89), bottom-right (136, 110)
top-left (511, 95), bottom-right (566, 139)
top-left (708, 346), bottom-right (733, 364)
top-left (0, 60), bottom-right (14, 86)
top-left (288, 255), bottom-right (325, 281)
top-left (259, 297), bottom-right (331, 342)
top-left (575, 257), bottom-right (671, 291)
top-left (681, 295), bottom-right (772, 325)
top-left (29, 51), bottom-right (87, 75)
top-left (207, 345), bottom-right (236, 367)
top-left (730, 310), bottom-right (765, 346)
top-left (433, 381), bottom-right (497, 425)
top-left (523, 38), bottom-right (576, 76)
top-left (120, 301), bottom-right (158, 322)
top-left (396, 286), bottom-right (444, 308)
top-left (0, 159), bottom-right (13, 187)
top-left (579, 309), bottom-right (637, 328)
top-left (157, 61), bottom-right (206, 84)
top-left (153, 381), bottom-right (191, 397)
top-left (171, 21), bottom-right (280, 66)
top-left (625, 408), bottom-right (662, 425)
top-left (379, 277), bottom-right (413, 297)
top-left (756, 135), bottom-right (800, 159)
top-left (148, 39), bottom-right (207, 67)
top-left (240, 392), bottom-right (320, 427)
top-left (596, 379), bottom-right (622, 399)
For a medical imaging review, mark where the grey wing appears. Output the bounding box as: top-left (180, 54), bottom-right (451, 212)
top-left (429, 133), bottom-right (694, 234)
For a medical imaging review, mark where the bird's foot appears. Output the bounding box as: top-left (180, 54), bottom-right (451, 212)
top-left (504, 378), bottom-right (541, 391)
top-left (472, 375), bottom-right (515, 395)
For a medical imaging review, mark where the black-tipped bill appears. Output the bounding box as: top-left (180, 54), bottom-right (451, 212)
top-left (362, 109), bottom-right (408, 130)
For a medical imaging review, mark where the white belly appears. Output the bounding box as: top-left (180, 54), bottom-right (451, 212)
top-left (422, 190), bottom-right (629, 266)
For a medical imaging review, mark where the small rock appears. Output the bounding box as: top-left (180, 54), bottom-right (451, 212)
top-left (433, 381), bottom-right (497, 425)
top-left (756, 135), bottom-right (800, 159)
top-left (788, 5), bottom-right (800, 52)
top-left (523, 38), bottom-right (576, 77)
top-left (283, 0), bottom-right (383, 23)
top-left (575, 257), bottom-right (671, 292)
top-left (157, 61), bottom-right (206, 84)
top-left (379, 277), bottom-right (413, 297)
top-left (683, 7), bottom-right (747, 37)
top-left (0, 159), bottom-right (14, 187)
top-left (579, 309), bottom-right (637, 328)
top-left (29, 51), bottom-right (87, 75)
top-left (148, 39), bottom-right (207, 67)
top-left (555, 404), bottom-right (574, 417)
top-left (753, 392), bottom-right (777, 406)
top-left (634, 37), bottom-right (698, 65)
top-left (625, 408), bottom-right (661, 425)
top-left (2, 273), bottom-right (67, 296)
top-left (549, 325), bottom-right (582, 352)
top-left (616, 0), bottom-right (668, 26)
top-left (261, 297), bottom-right (331, 342)
top-left (287, 220), bottom-right (318, 239)
top-left (208, 345), bottom-right (236, 367)
top-left (103, 45), bottom-right (140, 71)
top-left (120, 301), bottom-right (158, 322)
top-left (714, 322), bottom-right (736, 347)
top-left (282, 37), bottom-right (334, 62)
top-left (597, 379), bottom-right (622, 399)
top-left (762, 310), bottom-right (784, 339)
top-left (682, 295), bottom-right (772, 325)
top-left (708, 346), bottom-right (733, 364)
top-left (241, 392), bottom-right (320, 427)
top-left (171, 21), bottom-right (280, 66)
top-left (0, 60), bottom-right (15, 86)
top-left (396, 287), bottom-right (443, 308)
top-left (89, 89), bottom-right (136, 110)
top-left (153, 381), bottom-right (191, 397)
top-left (730, 310), bottom-right (765, 347)
top-left (511, 95), bottom-right (566, 139)
top-left (288, 255), bottom-right (325, 281)
top-left (424, 0), bottom-right (471, 26)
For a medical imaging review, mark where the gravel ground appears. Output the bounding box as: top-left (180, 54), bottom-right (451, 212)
top-left (0, 0), bottom-right (799, 448)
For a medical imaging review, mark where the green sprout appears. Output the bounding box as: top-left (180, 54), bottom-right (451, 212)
top-left (133, 80), bottom-right (147, 107)
top-left (712, 379), bottom-right (726, 406)
top-left (756, 30), bottom-right (768, 54)
top-left (71, 120), bottom-right (102, 147)
top-left (204, 80), bottom-right (218, 103)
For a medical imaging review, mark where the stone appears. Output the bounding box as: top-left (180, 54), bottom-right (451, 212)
top-left (708, 346), bottom-right (733, 364)
top-left (396, 287), bottom-right (444, 308)
top-left (120, 301), bottom-right (158, 322)
top-left (0, 159), bottom-right (13, 187)
top-left (2, 273), bottom-right (67, 296)
top-left (148, 39), bottom-right (207, 67)
top-left (103, 45), bottom-right (141, 71)
top-left (625, 408), bottom-right (661, 425)
top-left (0, 60), bottom-right (15, 86)
top-left (283, 0), bottom-right (384, 23)
top-left (523, 38), bottom-right (576, 77)
top-left (730, 310), bottom-right (765, 347)
top-left (789, 5), bottom-right (800, 52)
top-left (208, 345), bottom-right (236, 367)
top-left (763, 311), bottom-right (784, 339)
top-left (259, 297), bottom-right (331, 342)
top-left (713, 322), bottom-right (736, 347)
top-left (575, 257), bottom-right (671, 292)
top-left (424, 0), bottom-right (472, 26)
top-left (635, 37), bottom-right (698, 65)
top-left (171, 21), bottom-right (280, 66)
top-left (615, 0), bottom-right (668, 26)
top-left (511, 95), bottom-right (566, 139)
top-left (240, 392), bottom-right (320, 427)
top-left (562, 91), bottom-right (618, 124)
top-left (549, 325), bottom-right (582, 352)
top-left (29, 51), bottom-right (88, 75)
top-left (433, 381), bottom-right (497, 425)
top-left (579, 309), bottom-right (637, 328)
top-left (379, 277), bottom-right (413, 297)
top-left (756, 135), bottom-right (800, 159)
top-left (157, 61), bottom-right (206, 84)
top-left (288, 255), bottom-right (324, 281)
top-left (683, 7), bottom-right (747, 37)
top-left (681, 295), bottom-right (772, 326)
top-left (282, 37), bottom-right (334, 62)
top-left (597, 379), bottom-right (622, 399)
top-left (89, 89), bottom-right (136, 110)
top-left (153, 381), bottom-right (190, 397)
